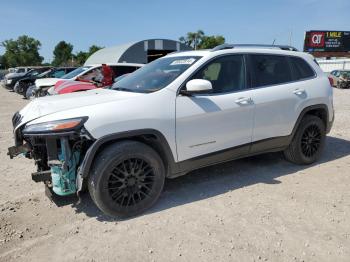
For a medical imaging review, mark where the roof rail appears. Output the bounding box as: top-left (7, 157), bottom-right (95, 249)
top-left (211, 44), bottom-right (298, 52)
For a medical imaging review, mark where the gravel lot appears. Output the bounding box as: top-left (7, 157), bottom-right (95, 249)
top-left (0, 86), bottom-right (349, 262)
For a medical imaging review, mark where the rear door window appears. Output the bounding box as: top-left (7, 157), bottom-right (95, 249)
top-left (250, 55), bottom-right (292, 88)
top-left (290, 57), bottom-right (315, 80)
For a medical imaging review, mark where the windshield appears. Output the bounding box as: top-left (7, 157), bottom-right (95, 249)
top-left (61, 66), bottom-right (92, 79)
top-left (28, 70), bottom-right (40, 76)
top-left (16, 68), bottom-right (25, 73)
top-left (37, 69), bottom-right (52, 78)
top-left (111, 56), bottom-right (202, 93)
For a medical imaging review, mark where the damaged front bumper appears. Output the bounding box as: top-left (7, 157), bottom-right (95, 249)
top-left (338, 80), bottom-right (350, 89)
top-left (9, 114), bottom-right (93, 197)
top-left (8, 143), bottom-right (31, 159)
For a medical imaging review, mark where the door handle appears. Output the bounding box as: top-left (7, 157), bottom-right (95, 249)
top-left (235, 97), bottom-right (252, 105)
top-left (293, 89), bottom-right (306, 95)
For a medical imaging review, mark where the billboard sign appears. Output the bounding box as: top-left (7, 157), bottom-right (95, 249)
top-left (304, 31), bottom-right (350, 52)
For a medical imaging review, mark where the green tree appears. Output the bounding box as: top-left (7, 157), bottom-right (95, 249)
top-left (75, 51), bottom-right (88, 66)
top-left (88, 45), bottom-right (103, 56)
top-left (179, 30), bottom-right (225, 50)
top-left (74, 45), bottom-right (103, 66)
top-left (198, 35), bottom-right (225, 49)
top-left (179, 30), bottom-right (205, 50)
top-left (0, 55), bottom-right (5, 69)
top-left (52, 41), bottom-right (73, 66)
top-left (1, 35), bottom-right (43, 67)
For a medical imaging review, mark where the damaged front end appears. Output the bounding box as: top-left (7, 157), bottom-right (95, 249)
top-left (338, 79), bottom-right (350, 89)
top-left (8, 114), bottom-right (93, 197)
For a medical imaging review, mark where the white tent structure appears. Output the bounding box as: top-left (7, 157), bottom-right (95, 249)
top-left (85, 39), bottom-right (192, 65)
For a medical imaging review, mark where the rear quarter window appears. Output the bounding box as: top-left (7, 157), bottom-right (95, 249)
top-left (290, 57), bottom-right (315, 80)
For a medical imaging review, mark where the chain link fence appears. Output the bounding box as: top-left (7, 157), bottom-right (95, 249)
top-left (317, 59), bottom-right (350, 73)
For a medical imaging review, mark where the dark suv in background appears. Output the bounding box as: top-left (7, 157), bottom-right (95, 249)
top-left (15, 67), bottom-right (76, 96)
top-left (5, 67), bottom-right (50, 90)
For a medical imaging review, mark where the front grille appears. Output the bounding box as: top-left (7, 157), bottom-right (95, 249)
top-left (28, 136), bottom-right (46, 146)
top-left (12, 111), bottom-right (22, 128)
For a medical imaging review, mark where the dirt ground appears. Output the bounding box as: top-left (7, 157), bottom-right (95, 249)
top-left (0, 86), bottom-right (349, 262)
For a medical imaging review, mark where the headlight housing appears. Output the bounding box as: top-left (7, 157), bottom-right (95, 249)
top-left (23, 117), bottom-right (88, 134)
top-left (6, 79), bottom-right (12, 84)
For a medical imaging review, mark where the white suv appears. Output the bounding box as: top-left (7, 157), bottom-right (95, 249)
top-left (8, 44), bottom-right (334, 218)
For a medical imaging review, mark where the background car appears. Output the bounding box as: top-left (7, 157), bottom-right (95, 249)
top-left (328, 70), bottom-right (350, 88)
top-left (3, 67), bottom-right (31, 88)
top-left (5, 67), bottom-right (50, 90)
top-left (33, 63), bottom-right (143, 97)
top-left (48, 64), bottom-right (141, 95)
top-left (16, 67), bottom-right (76, 97)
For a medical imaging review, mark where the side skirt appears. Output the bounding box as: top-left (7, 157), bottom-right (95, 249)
top-left (168, 135), bottom-right (291, 178)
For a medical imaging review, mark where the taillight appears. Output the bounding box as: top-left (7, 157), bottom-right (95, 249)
top-left (328, 77), bottom-right (334, 87)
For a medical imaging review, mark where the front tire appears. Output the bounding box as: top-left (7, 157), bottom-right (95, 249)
top-left (88, 141), bottom-right (165, 218)
top-left (25, 86), bottom-right (35, 99)
top-left (284, 115), bottom-right (326, 165)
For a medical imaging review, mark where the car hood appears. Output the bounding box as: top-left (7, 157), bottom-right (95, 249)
top-left (54, 80), bottom-right (95, 94)
top-left (35, 78), bottom-right (62, 88)
top-left (18, 76), bottom-right (35, 82)
top-left (17, 88), bottom-right (144, 127)
top-left (6, 72), bottom-right (26, 79)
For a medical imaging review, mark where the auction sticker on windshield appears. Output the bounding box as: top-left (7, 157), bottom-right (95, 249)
top-left (170, 58), bottom-right (196, 65)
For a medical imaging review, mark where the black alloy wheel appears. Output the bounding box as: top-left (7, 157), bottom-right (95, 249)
top-left (107, 158), bottom-right (156, 207)
top-left (300, 124), bottom-right (322, 158)
top-left (284, 115), bottom-right (326, 165)
top-left (88, 140), bottom-right (165, 218)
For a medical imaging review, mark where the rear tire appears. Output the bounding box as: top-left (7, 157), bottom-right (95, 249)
top-left (88, 140), bottom-right (165, 218)
top-left (284, 115), bottom-right (326, 165)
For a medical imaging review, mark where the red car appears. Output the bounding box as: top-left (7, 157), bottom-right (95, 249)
top-left (47, 63), bottom-right (142, 95)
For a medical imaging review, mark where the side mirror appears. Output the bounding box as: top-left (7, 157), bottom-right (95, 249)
top-left (181, 79), bottom-right (212, 96)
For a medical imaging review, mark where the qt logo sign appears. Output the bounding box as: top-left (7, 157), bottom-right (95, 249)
top-left (309, 32), bottom-right (325, 47)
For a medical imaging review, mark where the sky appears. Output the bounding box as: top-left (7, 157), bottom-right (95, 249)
top-left (0, 0), bottom-right (349, 63)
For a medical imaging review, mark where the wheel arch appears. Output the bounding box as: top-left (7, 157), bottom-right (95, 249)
top-left (80, 129), bottom-right (178, 179)
top-left (292, 104), bottom-right (330, 138)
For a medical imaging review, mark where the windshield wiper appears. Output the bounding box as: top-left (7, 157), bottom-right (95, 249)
top-left (113, 87), bottom-right (135, 92)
